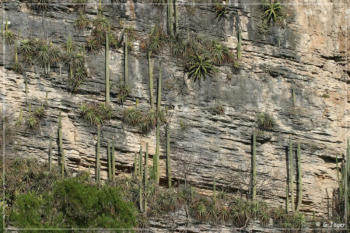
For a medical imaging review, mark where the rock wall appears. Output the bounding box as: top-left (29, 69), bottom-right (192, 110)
top-left (1, 0), bottom-right (350, 218)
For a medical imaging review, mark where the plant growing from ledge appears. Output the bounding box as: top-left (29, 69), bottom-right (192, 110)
top-left (262, 0), bottom-right (282, 25)
top-left (256, 112), bottom-right (276, 131)
top-left (3, 20), bottom-right (16, 45)
top-left (26, 105), bottom-right (46, 130)
top-left (209, 41), bottom-right (235, 66)
top-left (75, 13), bottom-right (90, 31)
top-left (185, 54), bottom-right (216, 83)
top-left (214, 2), bottom-right (229, 21)
top-left (79, 102), bottom-right (112, 127)
top-left (25, 0), bottom-right (50, 13)
top-left (209, 104), bottom-right (225, 115)
top-left (141, 25), bottom-right (168, 55)
top-left (115, 82), bottom-right (131, 104)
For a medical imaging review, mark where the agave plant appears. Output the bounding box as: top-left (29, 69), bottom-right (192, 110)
top-left (262, 0), bottom-right (282, 24)
top-left (75, 13), bottom-right (90, 31)
top-left (214, 3), bottom-right (229, 21)
top-left (185, 54), bottom-right (216, 83)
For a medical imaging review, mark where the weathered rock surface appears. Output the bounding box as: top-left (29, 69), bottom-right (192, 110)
top-left (1, 0), bottom-right (350, 225)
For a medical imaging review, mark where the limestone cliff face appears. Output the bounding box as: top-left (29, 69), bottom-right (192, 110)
top-left (1, 0), bottom-right (349, 219)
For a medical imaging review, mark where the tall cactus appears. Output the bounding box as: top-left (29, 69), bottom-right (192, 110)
top-left (139, 145), bottom-right (143, 212)
top-left (148, 51), bottom-right (155, 110)
top-left (167, 0), bottom-right (174, 37)
top-left (289, 139), bottom-right (295, 212)
top-left (213, 177), bottom-right (217, 203)
top-left (112, 140), bottom-right (115, 182)
top-left (139, 146), bottom-right (143, 177)
top-left (345, 139), bottom-right (349, 223)
top-left (124, 34), bottom-right (128, 84)
top-left (133, 152), bottom-right (138, 177)
top-left (166, 123), bottom-right (171, 188)
top-left (237, 28), bottom-right (242, 61)
top-left (96, 125), bottom-right (101, 184)
top-left (251, 131), bottom-right (257, 201)
top-left (105, 31), bottom-right (110, 105)
top-left (296, 142), bottom-right (302, 211)
top-left (107, 141), bottom-right (111, 180)
top-left (48, 136), bottom-right (52, 171)
top-left (144, 142), bottom-right (149, 213)
top-left (174, 0), bottom-right (178, 35)
top-left (154, 63), bottom-right (162, 184)
top-left (58, 112), bottom-right (65, 178)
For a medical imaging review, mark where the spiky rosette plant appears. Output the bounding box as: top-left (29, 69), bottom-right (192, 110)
top-left (262, 0), bottom-right (282, 24)
top-left (185, 54), bottom-right (216, 83)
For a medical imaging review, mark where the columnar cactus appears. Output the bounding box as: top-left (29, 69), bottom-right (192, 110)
top-left (296, 142), bottom-right (302, 211)
top-left (124, 34), bottom-right (128, 83)
top-left (112, 140), bottom-right (115, 182)
top-left (144, 142), bottom-right (149, 213)
top-left (166, 123), bottom-right (171, 188)
top-left (213, 177), bottom-right (216, 202)
top-left (289, 139), bottom-right (295, 212)
top-left (154, 64), bottom-right (162, 184)
top-left (345, 139), bottom-right (349, 222)
top-left (167, 0), bottom-right (174, 37)
top-left (105, 31), bottom-right (110, 105)
top-left (174, 0), bottom-right (178, 35)
top-left (107, 141), bottom-right (111, 180)
top-left (237, 28), bottom-right (242, 61)
top-left (96, 125), bottom-right (101, 184)
top-left (58, 112), bottom-right (64, 178)
top-left (148, 51), bottom-right (154, 110)
top-left (251, 131), bottom-right (256, 201)
top-left (134, 152), bottom-right (138, 177)
top-left (25, 77), bottom-right (28, 106)
top-left (139, 145), bottom-right (144, 212)
top-left (139, 146), bottom-right (143, 178)
top-left (292, 89), bottom-right (296, 107)
top-left (48, 136), bottom-right (52, 171)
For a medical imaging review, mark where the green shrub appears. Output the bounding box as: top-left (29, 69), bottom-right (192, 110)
top-left (270, 207), bottom-right (305, 229)
top-left (256, 112), bottom-right (276, 131)
top-left (4, 22), bottom-right (16, 45)
top-left (79, 102), bottom-right (112, 126)
top-left (209, 40), bottom-right (235, 65)
top-left (122, 107), bottom-right (166, 134)
top-left (10, 176), bottom-right (137, 229)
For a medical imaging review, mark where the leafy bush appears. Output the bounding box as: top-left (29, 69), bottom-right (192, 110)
top-left (0, 158), bottom-right (60, 207)
top-left (122, 108), bottom-right (166, 134)
top-left (256, 112), bottom-right (276, 131)
top-left (79, 102), bottom-right (112, 126)
top-left (10, 176), bottom-right (138, 229)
